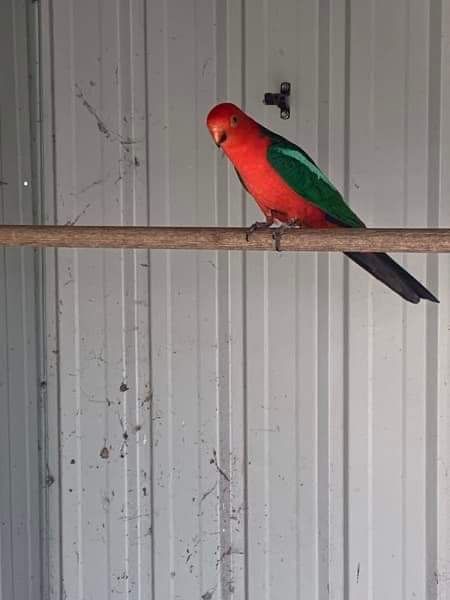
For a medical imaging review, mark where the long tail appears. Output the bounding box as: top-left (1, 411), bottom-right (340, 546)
top-left (345, 252), bottom-right (439, 304)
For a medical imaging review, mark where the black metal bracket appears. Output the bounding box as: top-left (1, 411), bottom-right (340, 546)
top-left (263, 82), bottom-right (291, 119)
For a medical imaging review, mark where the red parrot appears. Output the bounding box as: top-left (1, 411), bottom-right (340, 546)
top-left (206, 102), bottom-right (438, 304)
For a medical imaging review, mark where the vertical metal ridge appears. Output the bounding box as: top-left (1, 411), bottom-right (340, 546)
top-left (242, 218), bottom-right (249, 600)
top-left (29, 0), bottom-right (50, 589)
top-left (366, 16), bottom-right (375, 600)
top-left (117, 0), bottom-right (130, 590)
top-left (214, 4), bottom-right (234, 598)
top-left (68, 0), bottom-right (76, 225)
top-left (367, 287), bottom-right (374, 600)
top-left (401, 301), bottom-right (407, 600)
top-left (191, 8), bottom-right (204, 590)
top-left (142, 0), bottom-right (155, 595)
top-left (315, 254), bottom-right (320, 600)
top-left (56, 252), bottom-right (64, 600)
top-left (260, 5), bottom-right (271, 597)
top-left (193, 246), bottom-right (202, 595)
top-left (368, 1), bottom-right (376, 596)
top-left (37, 0), bottom-right (62, 597)
top-left (263, 252), bottom-right (270, 600)
top-left (165, 253), bottom-right (175, 600)
top-left (1, 1), bottom-right (44, 597)
top-left (19, 250), bottom-right (33, 600)
top-left (0, 118), bottom-right (4, 224)
top-left (126, 0), bottom-right (154, 578)
top-left (162, 0), bottom-right (170, 226)
top-left (10, 0), bottom-right (23, 224)
top-left (1, 9), bottom-right (17, 599)
top-left (401, 297), bottom-right (410, 600)
top-left (401, 1), bottom-right (410, 588)
top-left (436, 2), bottom-right (450, 598)
top-left (33, 2), bottom-right (450, 600)
top-left (68, 2), bottom-right (83, 597)
top-left (119, 242), bottom-right (128, 589)
top-left (318, 0), bottom-right (331, 167)
top-left (1, 249), bottom-right (14, 600)
top-left (402, 0), bottom-right (410, 228)
top-left (73, 253), bottom-right (84, 599)
top-left (262, 0), bottom-right (269, 111)
top-left (293, 14), bottom-right (303, 598)
top-left (217, 255), bottom-right (230, 600)
top-left (101, 249), bottom-right (110, 592)
top-left (318, 0), bottom-right (331, 597)
top-left (425, 307), bottom-right (439, 600)
top-left (294, 251), bottom-right (301, 599)
top-left (426, 0), bottom-right (442, 230)
top-left (6, 268), bottom-right (14, 600)
top-left (240, 1), bottom-right (250, 598)
top-left (241, 0), bottom-right (247, 113)
top-left (162, 4), bottom-right (174, 597)
top-left (426, 0), bottom-right (442, 596)
top-left (342, 0), bottom-right (351, 595)
top-left (401, 6), bottom-right (410, 599)
top-left (368, 0), bottom-right (376, 204)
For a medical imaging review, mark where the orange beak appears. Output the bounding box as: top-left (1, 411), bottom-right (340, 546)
top-left (210, 127), bottom-right (227, 147)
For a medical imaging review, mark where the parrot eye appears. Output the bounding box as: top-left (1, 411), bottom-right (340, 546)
top-left (230, 115), bottom-right (239, 127)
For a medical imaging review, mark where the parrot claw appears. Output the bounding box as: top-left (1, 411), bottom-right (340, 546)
top-left (272, 228), bottom-right (284, 252)
top-left (272, 220), bottom-right (301, 252)
top-left (245, 221), bottom-right (271, 242)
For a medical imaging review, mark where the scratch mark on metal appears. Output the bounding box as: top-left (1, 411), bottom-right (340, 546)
top-left (75, 84), bottom-right (137, 149)
top-left (69, 178), bottom-right (103, 196)
top-left (65, 202), bottom-right (91, 226)
top-left (119, 512), bottom-right (150, 521)
top-left (216, 545), bottom-right (244, 568)
top-left (201, 57), bottom-right (212, 79)
top-left (210, 449), bottom-right (230, 482)
top-left (200, 482), bottom-right (217, 504)
top-left (75, 84), bottom-right (111, 138)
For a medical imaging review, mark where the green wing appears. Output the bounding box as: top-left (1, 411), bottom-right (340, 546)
top-left (266, 136), bottom-right (364, 228)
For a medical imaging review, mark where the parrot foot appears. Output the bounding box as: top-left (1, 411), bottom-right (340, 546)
top-left (272, 220), bottom-right (301, 252)
top-left (245, 221), bottom-right (272, 242)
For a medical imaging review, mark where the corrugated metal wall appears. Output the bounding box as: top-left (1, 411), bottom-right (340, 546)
top-left (0, 1), bottom-right (42, 599)
top-left (36, 0), bottom-right (450, 599)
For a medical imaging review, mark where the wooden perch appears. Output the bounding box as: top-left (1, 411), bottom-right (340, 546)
top-left (0, 225), bottom-right (449, 252)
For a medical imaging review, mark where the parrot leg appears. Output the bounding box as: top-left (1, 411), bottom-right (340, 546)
top-left (245, 217), bottom-right (274, 241)
top-left (272, 219), bottom-right (301, 252)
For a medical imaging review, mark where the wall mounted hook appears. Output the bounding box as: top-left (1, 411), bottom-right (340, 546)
top-left (263, 82), bottom-right (291, 119)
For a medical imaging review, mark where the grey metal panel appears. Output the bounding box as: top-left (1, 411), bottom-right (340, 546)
top-left (146, 1), bottom-right (248, 597)
top-left (242, 2), bottom-right (347, 598)
top-left (42, 1), bottom-right (153, 598)
top-left (39, 0), bottom-right (450, 599)
top-left (0, 0), bottom-right (42, 599)
top-left (346, 2), bottom-right (438, 599)
top-left (437, 4), bottom-right (450, 600)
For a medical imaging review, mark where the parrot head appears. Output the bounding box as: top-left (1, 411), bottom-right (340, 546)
top-left (206, 103), bottom-right (257, 149)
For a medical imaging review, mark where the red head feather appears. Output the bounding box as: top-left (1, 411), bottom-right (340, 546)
top-left (206, 103), bottom-right (260, 149)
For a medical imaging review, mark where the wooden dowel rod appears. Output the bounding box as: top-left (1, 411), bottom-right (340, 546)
top-left (0, 225), bottom-right (449, 252)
